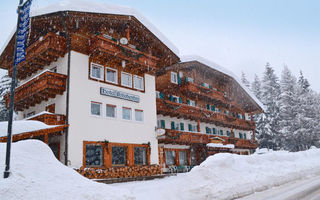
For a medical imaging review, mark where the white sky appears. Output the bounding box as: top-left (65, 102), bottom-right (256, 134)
top-left (1, 0), bottom-right (319, 91)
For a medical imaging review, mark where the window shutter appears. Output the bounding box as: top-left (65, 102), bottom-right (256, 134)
top-left (170, 95), bottom-right (173, 102)
top-left (171, 121), bottom-right (175, 130)
top-left (177, 74), bottom-right (181, 85)
top-left (206, 104), bottom-right (210, 110)
top-left (160, 120), bottom-right (166, 129)
top-left (179, 97), bottom-right (183, 104)
top-left (220, 130), bottom-right (223, 135)
top-left (227, 131), bottom-right (230, 136)
top-left (196, 125), bottom-right (199, 132)
top-left (209, 85), bottom-right (212, 89)
top-left (185, 77), bottom-right (189, 82)
top-left (188, 124), bottom-right (192, 132)
top-left (187, 100), bottom-right (190, 105)
top-left (211, 105), bottom-right (215, 111)
top-left (205, 127), bottom-right (210, 134)
top-left (180, 123), bottom-right (184, 131)
top-left (213, 128), bottom-right (216, 134)
top-left (160, 92), bottom-right (164, 99)
top-left (244, 133), bottom-right (247, 139)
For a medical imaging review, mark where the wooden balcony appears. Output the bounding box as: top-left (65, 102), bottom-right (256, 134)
top-left (180, 81), bottom-right (226, 105)
top-left (8, 32), bottom-right (67, 79)
top-left (235, 139), bottom-right (258, 149)
top-left (89, 35), bottom-right (160, 70)
top-left (29, 112), bottom-right (66, 125)
top-left (156, 99), bottom-right (255, 130)
top-left (4, 71), bottom-right (67, 111)
top-left (158, 129), bottom-right (210, 145)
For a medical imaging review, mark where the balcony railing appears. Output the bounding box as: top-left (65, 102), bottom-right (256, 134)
top-left (4, 71), bottom-right (67, 111)
top-left (158, 129), bottom-right (258, 149)
top-left (8, 32), bottom-right (67, 79)
top-left (156, 99), bottom-right (255, 130)
top-left (158, 129), bottom-right (210, 144)
top-left (29, 112), bottom-right (66, 125)
top-left (89, 35), bottom-right (160, 70)
top-left (180, 81), bottom-right (227, 105)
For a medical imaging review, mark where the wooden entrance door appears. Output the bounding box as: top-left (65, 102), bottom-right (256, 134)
top-left (49, 142), bottom-right (60, 160)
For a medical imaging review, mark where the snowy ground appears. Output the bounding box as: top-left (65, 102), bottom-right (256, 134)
top-left (1, 140), bottom-right (320, 200)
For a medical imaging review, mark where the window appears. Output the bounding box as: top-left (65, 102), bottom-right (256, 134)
top-left (188, 124), bottom-right (197, 132)
top-left (121, 72), bottom-right (132, 87)
top-left (213, 128), bottom-right (216, 135)
top-left (156, 91), bottom-right (160, 98)
top-left (244, 133), bottom-right (247, 139)
top-left (170, 95), bottom-right (181, 103)
top-left (224, 110), bottom-right (229, 115)
top-left (112, 146), bottom-right (127, 166)
top-left (105, 67), bottom-right (118, 84)
top-left (220, 130), bottom-right (224, 135)
top-left (134, 147), bottom-right (147, 165)
top-left (179, 151), bottom-right (187, 165)
top-left (122, 107), bottom-right (132, 120)
top-left (165, 150), bottom-right (175, 165)
top-left (160, 120), bottom-right (166, 129)
top-left (135, 109), bottom-right (143, 122)
top-left (134, 75), bottom-right (144, 90)
top-left (90, 63), bottom-right (103, 80)
top-left (239, 133), bottom-right (243, 139)
top-left (227, 131), bottom-right (231, 137)
top-left (202, 82), bottom-right (210, 88)
top-left (211, 105), bottom-right (215, 112)
top-left (91, 102), bottom-right (101, 116)
top-left (180, 123), bottom-right (184, 131)
top-left (186, 77), bottom-right (194, 83)
top-left (85, 145), bottom-right (103, 166)
top-left (187, 100), bottom-right (196, 107)
top-left (50, 67), bottom-right (57, 73)
top-left (171, 121), bottom-right (179, 130)
top-left (206, 127), bottom-right (212, 134)
top-left (106, 104), bottom-right (116, 118)
top-left (206, 104), bottom-right (210, 110)
top-left (171, 72), bottom-right (178, 84)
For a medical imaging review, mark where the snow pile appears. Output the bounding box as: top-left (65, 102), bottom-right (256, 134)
top-left (0, 120), bottom-right (59, 137)
top-left (206, 143), bottom-right (234, 149)
top-left (117, 148), bottom-right (320, 200)
top-left (0, 140), bottom-right (134, 200)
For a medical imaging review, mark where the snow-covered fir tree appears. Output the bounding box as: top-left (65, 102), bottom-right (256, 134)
top-left (241, 71), bottom-right (250, 89)
top-left (0, 71), bottom-right (11, 121)
top-left (256, 63), bottom-right (281, 150)
top-left (278, 66), bottom-right (299, 150)
top-left (251, 74), bottom-right (262, 100)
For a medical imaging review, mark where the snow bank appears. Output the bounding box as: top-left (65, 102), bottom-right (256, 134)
top-left (116, 148), bottom-right (320, 200)
top-left (0, 140), bottom-right (134, 200)
top-left (206, 143), bottom-right (234, 149)
top-left (0, 120), bottom-right (59, 137)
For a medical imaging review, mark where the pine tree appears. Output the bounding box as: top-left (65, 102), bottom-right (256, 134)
top-left (251, 74), bottom-right (262, 100)
top-left (0, 71), bottom-right (11, 121)
top-left (241, 71), bottom-right (251, 89)
top-left (256, 63), bottom-right (281, 150)
top-left (278, 66), bottom-right (298, 150)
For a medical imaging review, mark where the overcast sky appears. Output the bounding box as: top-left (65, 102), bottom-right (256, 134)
top-left (1, 0), bottom-right (320, 91)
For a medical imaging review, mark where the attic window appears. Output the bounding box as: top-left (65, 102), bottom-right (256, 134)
top-left (171, 72), bottom-right (178, 84)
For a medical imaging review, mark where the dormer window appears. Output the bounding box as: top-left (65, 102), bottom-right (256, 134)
top-left (171, 72), bottom-right (178, 84)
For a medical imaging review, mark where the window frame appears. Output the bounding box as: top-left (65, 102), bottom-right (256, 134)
top-left (106, 104), bottom-right (117, 118)
top-left (111, 146), bottom-right (127, 167)
top-left (171, 71), bottom-right (178, 84)
top-left (133, 75), bottom-right (144, 90)
top-left (105, 67), bottom-right (118, 84)
top-left (121, 71), bottom-right (133, 88)
top-left (90, 62), bottom-right (104, 81)
top-left (90, 101), bottom-right (102, 116)
top-left (85, 144), bottom-right (104, 167)
top-left (135, 109), bottom-right (144, 122)
top-left (122, 107), bottom-right (132, 120)
top-left (134, 146), bottom-right (147, 165)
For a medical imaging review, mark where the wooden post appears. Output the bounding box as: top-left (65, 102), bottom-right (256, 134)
top-left (44, 133), bottom-right (48, 144)
top-left (197, 120), bottom-right (201, 132)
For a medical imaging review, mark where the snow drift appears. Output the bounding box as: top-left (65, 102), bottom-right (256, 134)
top-left (116, 147), bottom-right (320, 200)
top-left (0, 140), bottom-right (134, 200)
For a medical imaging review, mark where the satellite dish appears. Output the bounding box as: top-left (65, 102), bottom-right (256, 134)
top-left (120, 37), bottom-right (128, 45)
top-left (155, 128), bottom-right (165, 136)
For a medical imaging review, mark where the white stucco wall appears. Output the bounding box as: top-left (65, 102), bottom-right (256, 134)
top-left (67, 51), bottom-right (158, 168)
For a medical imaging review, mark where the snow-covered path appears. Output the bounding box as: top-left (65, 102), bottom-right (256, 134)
top-left (238, 175), bottom-right (320, 200)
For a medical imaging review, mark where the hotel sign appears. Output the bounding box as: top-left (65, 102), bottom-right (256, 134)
top-left (100, 87), bottom-right (140, 103)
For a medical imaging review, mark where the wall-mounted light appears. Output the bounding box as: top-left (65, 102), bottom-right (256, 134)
top-left (122, 60), bottom-right (126, 68)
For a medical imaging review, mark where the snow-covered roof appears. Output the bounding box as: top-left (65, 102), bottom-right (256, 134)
top-left (0, 120), bottom-right (59, 137)
top-left (207, 143), bottom-right (235, 149)
top-left (23, 111), bottom-right (53, 120)
top-left (181, 55), bottom-right (265, 111)
top-left (32, 0), bottom-right (179, 56)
